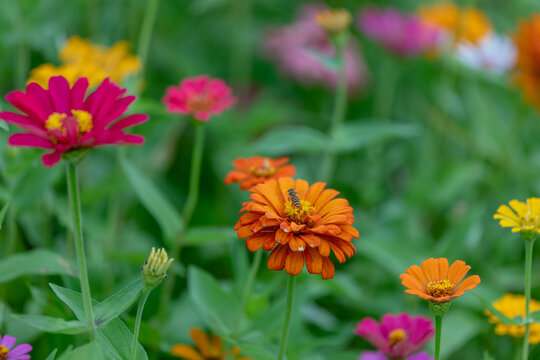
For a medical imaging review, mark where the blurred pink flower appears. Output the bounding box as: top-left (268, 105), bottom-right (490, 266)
top-left (358, 6), bottom-right (442, 57)
top-left (162, 76), bottom-right (236, 122)
top-left (355, 313), bottom-right (434, 359)
top-left (263, 4), bottom-right (368, 92)
top-left (0, 333), bottom-right (32, 359)
top-left (0, 76), bottom-right (147, 167)
top-left (359, 350), bottom-right (433, 360)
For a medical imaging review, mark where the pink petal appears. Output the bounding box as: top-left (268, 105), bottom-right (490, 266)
top-left (0, 335), bottom-right (16, 349)
top-left (70, 77), bottom-right (89, 109)
top-left (8, 343), bottom-right (32, 357)
top-left (26, 83), bottom-right (54, 120)
top-left (5, 90), bottom-right (49, 122)
top-left (108, 114), bottom-right (148, 131)
top-left (42, 150), bottom-right (63, 167)
top-left (0, 111), bottom-right (48, 137)
top-left (48, 76), bottom-right (71, 114)
top-left (9, 133), bottom-right (55, 149)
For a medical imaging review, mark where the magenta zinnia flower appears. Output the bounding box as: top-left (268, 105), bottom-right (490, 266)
top-left (358, 7), bottom-right (442, 57)
top-left (359, 350), bottom-right (433, 360)
top-left (0, 76), bottom-right (147, 167)
top-left (355, 313), bottom-right (434, 359)
top-left (0, 334), bottom-right (32, 360)
top-left (263, 4), bottom-right (368, 93)
top-left (162, 75), bottom-right (236, 121)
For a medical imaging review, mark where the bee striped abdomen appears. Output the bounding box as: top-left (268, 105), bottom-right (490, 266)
top-left (288, 188), bottom-right (301, 208)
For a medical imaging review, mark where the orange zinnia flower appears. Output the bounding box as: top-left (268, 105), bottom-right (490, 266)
top-left (234, 177), bottom-right (358, 279)
top-left (399, 258), bottom-right (480, 303)
top-left (224, 156), bottom-right (296, 190)
top-left (513, 15), bottom-right (540, 111)
top-left (171, 328), bottom-right (251, 360)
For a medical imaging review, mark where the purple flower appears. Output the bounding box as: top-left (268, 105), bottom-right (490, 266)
top-left (0, 334), bottom-right (32, 359)
top-left (359, 351), bottom-right (433, 360)
top-left (263, 4), bottom-right (368, 93)
top-left (358, 6), bottom-right (442, 57)
top-left (355, 313), bottom-right (434, 359)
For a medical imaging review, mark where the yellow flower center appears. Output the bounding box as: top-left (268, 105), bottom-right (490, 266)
top-left (0, 345), bottom-right (9, 359)
top-left (186, 94), bottom-right (214, 112)
top-left (45, 110), bottom-right (94, 138)
top-left (388, 329), bottom-right (407, 347)
top-left (426, 279), bottom-right (455, 298)
top-left (315, 9), bottom-right (352, 34)
top-left (284, 199), bottom-right (314, 224)
top-left (250, 158), bottom-right (275, 177)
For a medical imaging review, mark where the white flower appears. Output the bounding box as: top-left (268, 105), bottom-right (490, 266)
top-left (455, 32), bottom-right (516, 75)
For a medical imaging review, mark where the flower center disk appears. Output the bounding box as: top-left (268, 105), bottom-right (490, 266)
top-left (45, 110), bottom-right (93, 140)
top-left (284, 199), bottom-right (314, 225)
top-left (388, 328), bottom-right (407, 347)
top-left (426, 279), bottom-right (455, 298)
top-left (186, 93), bottom-right (214, 112)
top-left (0, 345), bottom-right (8, 360)
top-left (250, 160), bottom-right (275, 177)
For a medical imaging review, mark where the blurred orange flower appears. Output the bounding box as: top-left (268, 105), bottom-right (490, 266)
top-left (234, 177), bottom-right (358, 279)
top-left (513, 15), bottom-right (540, 111)
top-left (400, 258), bottom-right (480, 303)
top-left (171, 328), bottom-right (250, 360)
top-left (224, 156), bottom-right (296, 190)
top-left (418, 1), bottom-right (492, 44)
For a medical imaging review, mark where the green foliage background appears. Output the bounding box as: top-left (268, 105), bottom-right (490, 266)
top-left (1, 0), bottom-right (540, 359)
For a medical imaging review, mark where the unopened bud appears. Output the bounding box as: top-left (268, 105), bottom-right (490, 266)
top-left (142, 247), bottom-right (174, 289)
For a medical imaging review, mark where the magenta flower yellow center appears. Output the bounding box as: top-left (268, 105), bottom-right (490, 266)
top-left (186, 93), bottom-right (214, 112)
top-left (0, 345), bottom-right (8, 360)
top-left (250, 158), bottom-right (275, 177)
top-left (45, 110), bottom-right (93, 138)
top-left (426, 279), bottom-right (455, 298)
top-left (284, 199), bottom-right (314, 224)
top-left (388, 328), bottom-right (407, 347)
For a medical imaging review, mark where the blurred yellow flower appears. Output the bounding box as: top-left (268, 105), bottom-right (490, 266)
top-left (418, 1), bottom-right (492, 44)
top-left (28, 36), bottom-right (141, 88)
top-left (485, 293), bottom-right (540, 344)
top-left (493, 198), bottom-right (540, 234)
top-left (315, 8), bottom-right (352, 35)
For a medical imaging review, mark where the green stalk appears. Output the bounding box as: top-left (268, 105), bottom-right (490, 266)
top-left (320, 38), bottom-right (348, 182)
top-left (233, 250), bottom-right (263, 339)
top-left (131, 289), bottom-right (151, 360)
top-left (277, 275), bottom-right (296, 360)
top-left (136, 0), bottom-right (159, 77)
top-left (229, 0), bottom-right (252, 93)
top-left (523, 239), bottom-right (535, 360)
top-left (435, 315), bottom-right (442, 360)
top-left (373, 56), bottom-right (399, 119)
top-left (66, 163), bottom-right (95, 339)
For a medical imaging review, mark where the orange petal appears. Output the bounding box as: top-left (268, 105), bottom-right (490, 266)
top-left (170, 345), bottom-right (205, 360)
top-left (285, 250), bottom-right (304, 275)
top-left (421, 258), bottom-right (443, 282)
top-left (245, 233), bottom-right (272, 252)
top-left (321, 256), bottom-right (335, 279)
top-left (305, 182), bottom-right (326, 205)
top-left (237, 225), bottom-right (255, 239)
top-left (453, 275), bottom-right (481, 294)
top-left (224, 170), bottom-right (248, 184)
top-left (305, 247), bottom-right (323, 274)
top-left (289, 236), bottom-right (307, 251)
top-left (400, 273), bottom-right (426, 293)
top-left (268, 245), bottom-right (289, 271)
top-left (448, 260), bottom-right (471, 286)
top-left (263, 235), bottom-right (278, 251)
top-left (294, 179), bottom-right (310, 199)
top-left (318, 239), bottom-right (331, 257)
top-left (277, 177), bottom-right (296, 198)
top-left (232, 157), bottom-right (251, 169)
top-left (406, 264), bottom-right (427, 285)
top-left (299, 233), bottom-right (320, 248)
top-left (313, 188), bottom-right (340, 211)
top-left (190, 329), bottom-right (210, 356)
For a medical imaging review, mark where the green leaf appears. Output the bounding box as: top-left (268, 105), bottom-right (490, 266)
top-left (0, 121), bottom-right (8, 131)
top-left (12, 314), bottom-right (89, 334)
top-left (49, 284), bottom-right (87, 322)
top-left (335, 122), bottom-right (418, 153)
top-left (528, 310), bottom-right (540, 324)
top-left (0, 202), bottom-right (8, 227)
top-left (45, 349), bottom-right (58, 360)
top-left (0, 250), bottom-right (75, 284)
top-left (475, 293), bottom-right (525, 325)
top-left (58, 341), bottom-right (102, 360)
top-left (188, 266), bottom-right (239, 336)
top-left (252, 125), bottom-right (329, 155)
top-left (97, 318), bottom-right (148, 360)
top-left (119, 154), bottom-right (183, 244)
top-left (94, 279), bottom-right (143, 327)
top-left (183, 226), bottom-right (236, 246)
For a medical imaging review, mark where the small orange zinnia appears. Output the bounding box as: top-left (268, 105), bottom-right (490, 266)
top-left (399, 258), bottom-right (480, 303)
top-left (513, 15), bottom-right (540, 111)
top-left (171, 328), bottom-right (251, 360)
top-left (224, 156), bottom-right (296, 190)
top-left (234, 177), bottom-right (358, 279)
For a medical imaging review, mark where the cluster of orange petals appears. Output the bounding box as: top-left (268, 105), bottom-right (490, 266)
top-left (513, 15), bottom-right (540, 111)
top-left (400, 258), bottom-right (481, 303)
top-left (234, 177), bottom-right (358, 279)
top-left (418, 1), bottom-right (492, 44)
top-left (224, 156), bottom-right (296, 190)
top-left (171, 328), bottom-right (250, 360)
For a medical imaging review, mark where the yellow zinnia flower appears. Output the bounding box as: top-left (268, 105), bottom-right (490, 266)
top-left (485, 293), bottom-right (540, 344)
top-left (493, 198), bottom-right (540, 234)
top-left (28, 36), bottom-right (141, 89)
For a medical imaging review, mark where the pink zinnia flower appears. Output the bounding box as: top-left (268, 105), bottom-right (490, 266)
top-left (0, 334), bottom-right (32, 359)
top-left (355, 313), bottom-right (434, 359)
top-left (358, 7), bottom-right (442, 57)
top-left (263, 4), bottom-right (368, 92)
top-left (162, 75), bottom-right (236, 122)
top-left (0, 76), bottom-right (147, 167)
top-left (359, 350), bottom-right (433, 360)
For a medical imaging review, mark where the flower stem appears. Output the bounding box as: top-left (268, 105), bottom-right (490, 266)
top-left (136, 0), bottom-right (159, 77)
top-left (277, 275), bottom-right (296, 360)
top-left (182, 122), bottom-right (205, 227)
top-left (320, 38), bottom-right (348, 183)
top-left (373, 56), bottom-right (399, 119)
top-left (66, 163), bottom-right (95, 340)
top-left (435, 315), bottom-right (442, 360)
top-left (131, 289), bottom-right (151, 360)
top-left (523, 239), bottom-right (535, 360)
top-left (233, 250), bottom-right (263, 339)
